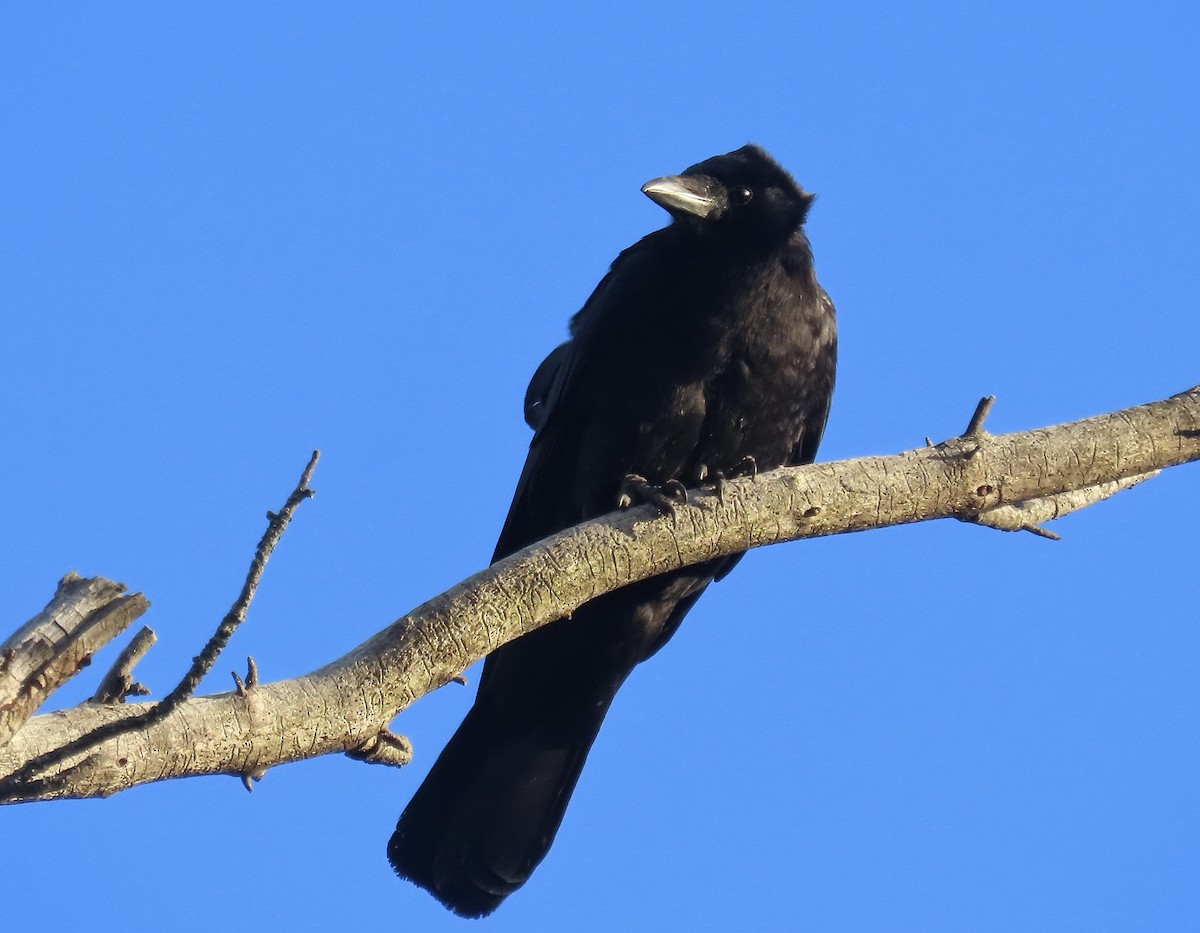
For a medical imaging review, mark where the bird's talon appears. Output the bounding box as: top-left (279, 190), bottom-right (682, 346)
top-left (663, 479), bottom-right (688, 504)
top-left (617, 473), bottom-right (650, 510)
top-left (733, 455), bottom-right (758, 479)
top-left (619, 474), bottom-right (682, 516)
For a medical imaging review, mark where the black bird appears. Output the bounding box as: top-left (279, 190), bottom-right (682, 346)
top-left (388, 145), bottom-right (837, 917)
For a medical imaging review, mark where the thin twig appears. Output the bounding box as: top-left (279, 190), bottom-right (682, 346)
top-left (232, 656), bottom-right (259, 696)
top-left (963, 395), bottom-right (996, 437)
top-left (90, 627), bottom-right (157, 704)
top-left (0, 451), bottom-right (319, 797)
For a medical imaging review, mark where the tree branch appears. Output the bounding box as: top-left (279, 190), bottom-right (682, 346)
top-left (0, 450), bottom-right (319, 797)
top-left (1, 387), bottom-right (1196, 803)
top-left (0, 573), bottom-right (149, 747)
top-left (90, 627), bottom-right (157, 705)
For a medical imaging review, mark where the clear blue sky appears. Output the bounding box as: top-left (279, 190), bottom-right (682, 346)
top-left (3, 4), bottom-right (1198, 930)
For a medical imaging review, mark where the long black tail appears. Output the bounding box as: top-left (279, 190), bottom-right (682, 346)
top-left (389, 566), bottom-right (724, 916)
top-left (387, 688), bottom-right (614, 918)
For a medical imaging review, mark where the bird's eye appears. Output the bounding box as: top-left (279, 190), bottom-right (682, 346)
top-left (732, 187), bottom-right (754, 205)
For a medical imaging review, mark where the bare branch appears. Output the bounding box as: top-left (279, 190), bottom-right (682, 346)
top-left (963, 395), bottom-right (996, 437)
top-left (231, 656), bottom-right (259, 696)
top-left (166, 450), bottom-right (319, 707)
top-left (1, 388), bottom-right (1196, 802)
top-left (969, 472), bottom-right (1160, 537)
top-left (90, 627), bottom-right (157, 705)
top-left (0, 451), bottom-right (320, 795)
top-left (1, 573), bottom-right (149, 746)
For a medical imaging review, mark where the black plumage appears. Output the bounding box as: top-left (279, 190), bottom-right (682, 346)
top-left (388, 145), bottom-right (837, 917)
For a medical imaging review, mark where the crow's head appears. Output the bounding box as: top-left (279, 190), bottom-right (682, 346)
top-left (641, 145), bottom-right (814, 244)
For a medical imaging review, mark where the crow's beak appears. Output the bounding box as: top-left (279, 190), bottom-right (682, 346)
top-left (641, 174), bottom-right (728, 220)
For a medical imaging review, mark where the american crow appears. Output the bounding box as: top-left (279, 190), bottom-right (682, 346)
top-left (388, 145), bottom-right (837, 917)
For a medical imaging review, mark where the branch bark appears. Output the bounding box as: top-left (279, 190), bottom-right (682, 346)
top-left (0, 573), bottom-right (148, 747)
top-left (1, 387), bottom-right (1197, 803)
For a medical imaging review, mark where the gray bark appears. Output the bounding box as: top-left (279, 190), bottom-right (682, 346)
top-left (1, 387), bottom-right (1196, 803)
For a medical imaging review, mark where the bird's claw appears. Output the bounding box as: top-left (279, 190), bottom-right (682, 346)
top-left (731, 455), bottom-right (758, 479)
top-left (698, 456), bottom-right (757, 503)
top-left (617, 474), bottom-right (687, 516)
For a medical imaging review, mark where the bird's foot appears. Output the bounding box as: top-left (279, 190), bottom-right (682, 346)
top-left (699, 456), bottom-right (758, 503)
top-left (617, 474), bottom-right (688, 516)
top-left (730, 455), bottom-right (758, 479)
top-left (696, 464), bottom-right (726, 502)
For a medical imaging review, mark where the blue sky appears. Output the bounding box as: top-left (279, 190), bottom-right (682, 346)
top-left (3, 4), bottom-right (1198, 930)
